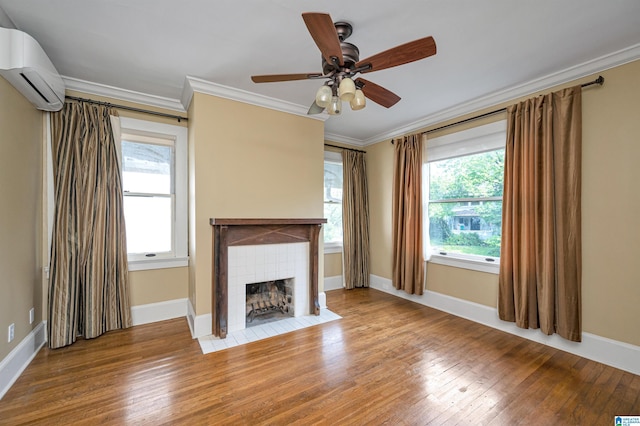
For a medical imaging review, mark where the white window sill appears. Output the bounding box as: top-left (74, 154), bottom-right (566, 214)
top-left (128, 256), bottom-right (189, 271)
top-left (428, 254), bottom-right (499, 274)
top-left (324, 244), bottom-right (343, 255)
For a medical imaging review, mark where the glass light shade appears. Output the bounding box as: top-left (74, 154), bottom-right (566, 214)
top-left (350, 89), bottom-right (366, 111)
top-left (327, 96), bottom-right (342, 115)
top-left (338, 77), bottom-right (356, 101)
top-left (315, 85), bottom-right (332, 108)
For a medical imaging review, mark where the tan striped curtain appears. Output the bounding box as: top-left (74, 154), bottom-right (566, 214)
top-left (498, 86), bottom-right (582, 342)
top-left (392, 134), bottom-right (425, 295)
top-left (342, 150), bottom-right (370, 289)
top-left (48, 101), bottom-right (132, 349)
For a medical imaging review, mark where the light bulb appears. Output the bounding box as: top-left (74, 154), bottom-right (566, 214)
top-left (350, 89), bottom-right (366, 111)
top-left (338, 77), bottom-right (356, 101)
top-left (328, 96), bottom-right (342, 115)
top-left (315, 85), bottom-right (332, 108)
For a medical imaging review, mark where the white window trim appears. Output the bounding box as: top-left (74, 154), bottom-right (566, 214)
top-left (425, 120), bottom-right (506, 275)
top-left (324, 150), bottom-right (343, 254)
top-left (324, 242), bottom-right (343, 254)
top-left (427, 120), bottom-right (506, 161)
top-left (429, 253), bottom-right (500, 274)
top-left (119, 117), bottom-right (188, 271)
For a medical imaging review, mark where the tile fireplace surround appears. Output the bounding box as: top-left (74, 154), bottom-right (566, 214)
top-left (228, 244), bottom-right (306, 333)
top-left (210, 218), bottom-right (326, 339)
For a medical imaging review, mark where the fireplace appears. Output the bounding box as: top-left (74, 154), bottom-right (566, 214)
top-left (210, 218), bottom-right (326, 338)
top-left (245, 278), bottom-right (294, 325)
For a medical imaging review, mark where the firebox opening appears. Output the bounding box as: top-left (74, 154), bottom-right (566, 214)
top-left (245, 278), bottom-right (294, 327)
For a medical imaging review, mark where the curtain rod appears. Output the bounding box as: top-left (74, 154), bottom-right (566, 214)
top-left (324, 143), bottom-right (366, 153)
top-left (65, 95), bottom-right (188, 122)
top-left (392, 75), bottom-right (604, 142)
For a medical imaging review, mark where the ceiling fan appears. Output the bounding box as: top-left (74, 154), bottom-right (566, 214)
top-left (251, 12), bottom-right (437, 116)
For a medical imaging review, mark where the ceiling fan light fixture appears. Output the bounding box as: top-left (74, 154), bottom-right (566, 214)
top-left (338, 77), bottom-right (356, 101)
top-left (315, 85), bottom-right (332, 108)
top-left (327, 95), bottom-right (342, 115)
top-left (350, 88), bottom-right (366, 110)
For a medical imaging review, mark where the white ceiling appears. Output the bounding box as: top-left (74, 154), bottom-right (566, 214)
top-left (1, 1), bottom-right (639, 144)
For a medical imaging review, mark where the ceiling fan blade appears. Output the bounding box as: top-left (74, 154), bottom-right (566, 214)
top-left (251, 73), bottom-right (323, 83)
top-left (307, 101), bottom-right (325, 115)
top-left (356, 36), bottom-right (436, 73)
top-left (355, 78), bottom-right (401, 108)
top-left (302, 12), bottom-right (344, 66)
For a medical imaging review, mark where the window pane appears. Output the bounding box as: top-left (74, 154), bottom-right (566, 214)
top-left (324, 161), bottom-right (343, 202)
top-left (429, 149), bottom-right (504, 200)
top-left (324, 159), bottom-right (343, 245)
top-left (122, 141), bottom-right (172, 194)
top-left (324, 202), bottom-right (343, 244)
top-left (124, 196), bottom-right (172, 254)
top-left (428, 200), bottom-right (502, 257)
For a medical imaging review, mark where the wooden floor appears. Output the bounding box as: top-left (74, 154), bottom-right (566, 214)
top-left (1, 289), bottom-right (638, 425)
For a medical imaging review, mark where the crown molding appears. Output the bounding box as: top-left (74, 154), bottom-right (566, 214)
top-left (62, 76), bottom-right (186, 112)
top-left (182, 76), bottom-right (329, 122)
top-left (360, 42), bottom-right (640, 146)
top-left (324, 132), bottom-right (367, 147)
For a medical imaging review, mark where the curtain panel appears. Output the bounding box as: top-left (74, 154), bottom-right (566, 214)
top-left (498, 86), bottom-right (582, 342)
top-left (341, 150), bottom-right (370, 289)
top-left (392, 134), bottom-right (425, 295)
top-left (49, 101), bottom-right (132, 349)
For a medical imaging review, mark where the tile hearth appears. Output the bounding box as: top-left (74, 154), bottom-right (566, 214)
top-left (198, 309), bottom-right (341, 354)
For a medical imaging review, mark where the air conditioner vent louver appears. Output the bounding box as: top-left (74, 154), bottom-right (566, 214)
top-left (20, 72), bottom-right (51, 103)
top-left (0, 27), bottom-right (65, 111)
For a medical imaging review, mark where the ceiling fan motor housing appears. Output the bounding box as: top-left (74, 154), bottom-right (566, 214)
top-left (322, 42), bottom-right (360, 75)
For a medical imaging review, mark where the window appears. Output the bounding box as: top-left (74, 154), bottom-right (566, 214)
top-left (324, 151), bottom-right (343, 253)
top-left (119, 117), bottom-right (188, 270)
top-left (424, 120), bottom-right (506, 273)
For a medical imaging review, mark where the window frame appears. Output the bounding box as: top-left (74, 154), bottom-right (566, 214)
top-left (424, 120), bottom-right (506, 274)
top-left (118, 117), bottom-right (188, 271)
top-left (323, 150), bottom-right (343, 254)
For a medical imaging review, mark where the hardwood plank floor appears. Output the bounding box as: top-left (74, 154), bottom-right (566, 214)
top-left (1, 288), bottom-right (638, 425)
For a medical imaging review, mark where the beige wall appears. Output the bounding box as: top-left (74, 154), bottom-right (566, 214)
top-left (324, 253), bottom-right (343, 277)
top-left (0, 77), bottom-right (44, 361)
top-left (366, 59), bottom-right (640, 347)
top-left (129, 267), bottom-right (189, 306)
top-left (580, 61), bottom-right (640, 345)
top-left (189, 92), bottom-right (325, 316)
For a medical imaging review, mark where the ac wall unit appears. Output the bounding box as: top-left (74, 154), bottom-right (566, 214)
top-left (0, 27), bottom-right (65, 111)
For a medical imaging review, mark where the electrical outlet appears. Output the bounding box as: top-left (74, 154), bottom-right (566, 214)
top-left (8, 323), bottom-right (14, 343)
top-left (29, 308), bottom-right (35, 324)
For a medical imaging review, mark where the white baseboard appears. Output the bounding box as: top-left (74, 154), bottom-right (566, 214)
top-left (319, 291), bottom-right (327, 309)
top-left (324, 275), bottom-right (344, 291)
top-left (187, 299), bottom-right (212, 339)
top-left (370, 274), bottom-right (640, 376)
top-left (0, 321), bottom-right (46, 400)
top-left (130, 298), bottom-right (188, 326)
top-left (187, 298), bottom-right (196, 337)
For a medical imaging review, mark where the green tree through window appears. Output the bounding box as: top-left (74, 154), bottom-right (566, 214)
top-left (428, 149), bottom-right (504, 258)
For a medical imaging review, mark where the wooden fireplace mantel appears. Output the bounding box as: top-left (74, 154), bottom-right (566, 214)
top-left (210, 218), bottom-right (326, 338)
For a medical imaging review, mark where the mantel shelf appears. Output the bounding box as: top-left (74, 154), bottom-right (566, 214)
top-left (210, 218), bottom-right (326, 226)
